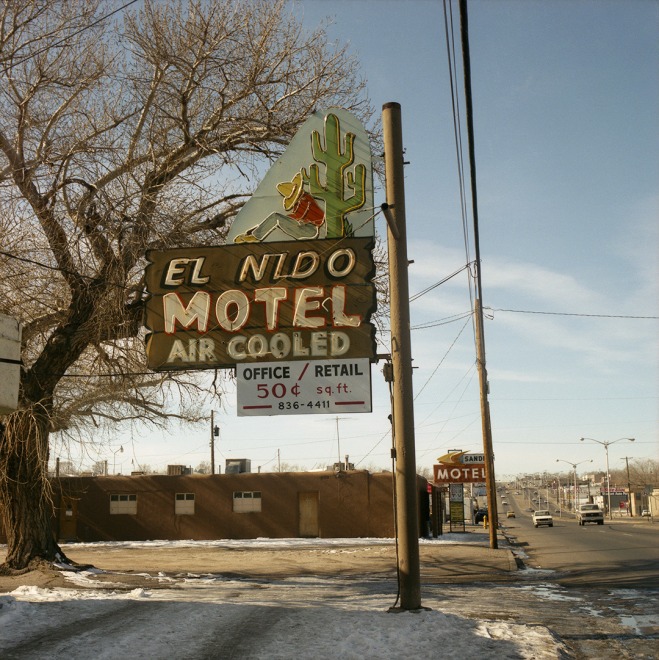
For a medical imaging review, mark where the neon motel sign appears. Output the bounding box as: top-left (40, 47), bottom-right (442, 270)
top-left (144, 108), bottom-right (376, 370)
top-left (144, 238), bottom-right (376, 369)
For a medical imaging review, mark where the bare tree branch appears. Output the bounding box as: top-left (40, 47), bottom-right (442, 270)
top-left (0, 0), bottom-right (372, 569)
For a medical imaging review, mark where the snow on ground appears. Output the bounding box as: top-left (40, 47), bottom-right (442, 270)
top-left (48, 533), bottom-right (489, 550)
top-left (0, 537), bottom-right (568, 659)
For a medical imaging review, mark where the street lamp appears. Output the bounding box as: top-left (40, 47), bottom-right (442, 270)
top-left (580, 437), bottom-right (635, 520)
top-left (556, 459), bottom-right (593, 511)
top-left (113, 445), bottom-right (124, 475)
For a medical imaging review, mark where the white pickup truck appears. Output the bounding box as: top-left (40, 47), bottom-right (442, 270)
top-left (532, 510), bottom-right (554, 527)
top-left (576, 503), bottom-right (604, 525)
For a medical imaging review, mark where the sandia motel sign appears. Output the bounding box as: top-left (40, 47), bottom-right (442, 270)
top-left (433, 450), bottom-right (486, 484)
top-left (144, 109), bottom-right (376, 372)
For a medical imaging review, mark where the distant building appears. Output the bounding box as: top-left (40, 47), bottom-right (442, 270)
top-left (225, 459), bottom-right (251, 474)
top-left (167, 464), bottom-right (193, 476)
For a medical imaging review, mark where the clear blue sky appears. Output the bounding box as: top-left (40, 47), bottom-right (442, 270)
top-left (58, 0), bottom-right (658, 480)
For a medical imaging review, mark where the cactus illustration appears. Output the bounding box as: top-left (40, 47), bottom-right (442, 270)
top-left (302, 113), bottom-right (366, 238)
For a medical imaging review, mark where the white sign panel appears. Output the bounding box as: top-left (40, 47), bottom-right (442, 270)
top-left (237, 358), bottom-right (372, 416)
top-left (0, 314), bottom-right (21, 415)
top-left (463, 453), bottom-right (485, 464)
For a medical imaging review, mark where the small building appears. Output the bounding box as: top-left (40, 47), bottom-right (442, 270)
top-left (167, 464), bottom-right (192, 476)
top-left (40, 470), bottom-right (434, 543)
top-left (225, 459), bottom-right (251, 474)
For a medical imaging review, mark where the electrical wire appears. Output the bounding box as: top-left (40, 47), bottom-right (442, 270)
top-left (409, 263), bottom-right (471, 302)
top-left (411, 310), bottom-right (473, 330)
top-left (414, 316), bottom-right (471, 400)
top-left (442, 0), bottom-right (476, 332)
top-left (1, 206), bottom-right (382, 332)
top-left (0, 249), bottom-right (139, 293)
top-left (442, 0), bottom-right (472, 273)
top-left (7, 1), bottom-right (141, 68)
top-left (488, 307), bottom-right (658, 320)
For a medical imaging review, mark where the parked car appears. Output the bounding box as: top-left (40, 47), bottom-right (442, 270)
top-left (641, 509), bottom-right (651, 517)
top-left (506, 511), bottom-right (515, 518)
top-left (532, 510), bottom-right (553, 527)
top-left (474, 508), bottom-right (488, 524)
top-left (576, 503), bottom-right (604, 526)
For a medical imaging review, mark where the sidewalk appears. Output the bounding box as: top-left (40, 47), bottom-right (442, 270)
top-left (424, 526), bottom-right (517, 576)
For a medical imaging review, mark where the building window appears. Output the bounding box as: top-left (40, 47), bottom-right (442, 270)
top-left (110, 494), bottom-right (137, 515)
top-left (175, 492), bottom-right (195, 515)
top-left (233, 491), bottom-right (262, 513)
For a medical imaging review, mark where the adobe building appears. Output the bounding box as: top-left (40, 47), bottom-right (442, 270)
top-left (40, 469), bottom-right (437, 543)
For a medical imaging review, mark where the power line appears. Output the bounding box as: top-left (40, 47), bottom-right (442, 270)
top-left (0, 205), bottom-right (381, 310)
top-left (0, 249), bottom-right (138, 292)
top-left (414, 316), bottom-right (471, 400)
top-left (409, 263), bottom-right (470, 302)
top-left (7, 1), bottom-right (140, 68)
top-left (442, 0), bottom-right (473, 291)
top-left (488, 307), bottom-right (658, 320)
top-left (411, 311), bottom-right (473, 330)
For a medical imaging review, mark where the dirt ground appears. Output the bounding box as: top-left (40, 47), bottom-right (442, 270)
top-left (0, 538), bottom-right (516, 593)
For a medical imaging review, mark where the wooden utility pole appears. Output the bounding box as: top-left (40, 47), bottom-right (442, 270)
top-left (474, 299), bottom-right (498, 548)
top-left (623, 456), bottom-right (633, 516)
top-left (382, 101), bottom-right (422, 610)
top-left (460, 0), bottom-right (498, 549)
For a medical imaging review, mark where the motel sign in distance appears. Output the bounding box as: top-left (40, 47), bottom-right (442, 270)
top-left (434, 452), bottom-right (486, 484)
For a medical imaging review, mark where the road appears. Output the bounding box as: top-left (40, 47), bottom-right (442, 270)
top-left (466, 488), bottom-right (659, 658)
top-left (501, 490), bottom-right (659, 588)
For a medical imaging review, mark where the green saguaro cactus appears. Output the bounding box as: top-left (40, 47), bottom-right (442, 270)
top-left (303, 113), bottom-right (366, 238)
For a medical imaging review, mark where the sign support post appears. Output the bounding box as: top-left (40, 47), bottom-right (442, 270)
top-left (383, 102), bottom-right (421, 611)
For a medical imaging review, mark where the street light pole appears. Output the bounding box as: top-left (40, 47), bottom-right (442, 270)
top-left (113, 445), bottom-right (124, 475)
top-left (580, 437), bottom-right (635, 520)
top-left (604, 444), bottom-right (610, 516)
top-left (556, 459), bottom-right (592, 512)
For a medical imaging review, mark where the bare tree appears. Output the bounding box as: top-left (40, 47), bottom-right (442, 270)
top-left (0, 0), bottom-right (370, 571)
top-left (609, 458), bottom-right (658, 490)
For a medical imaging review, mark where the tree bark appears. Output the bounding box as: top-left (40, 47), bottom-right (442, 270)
top-left (0, 407), bottom-right (66, 571)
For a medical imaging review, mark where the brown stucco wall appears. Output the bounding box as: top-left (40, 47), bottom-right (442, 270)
top-left (0, 471), bottom-right (431, 543)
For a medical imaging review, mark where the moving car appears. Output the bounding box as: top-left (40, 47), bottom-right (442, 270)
top-left (532, 510), bottom-right (553, 527)
top-left (576, 503), bottom-right (604, 526)
top-left (506, 511), bottom-right (515, 518)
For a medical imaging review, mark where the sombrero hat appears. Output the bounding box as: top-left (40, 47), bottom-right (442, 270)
top-left (276, 172), bottom-right (305, 211)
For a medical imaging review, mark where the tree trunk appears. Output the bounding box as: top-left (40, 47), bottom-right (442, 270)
top-left (0, 407), bottom-right (66, 571)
